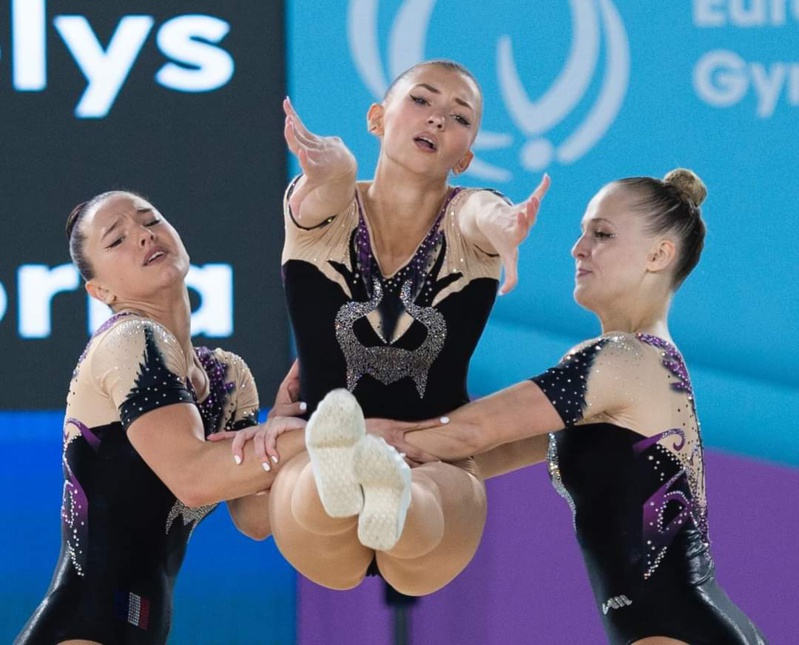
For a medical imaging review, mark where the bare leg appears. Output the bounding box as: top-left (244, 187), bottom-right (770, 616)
top-left (268, 452), bottom-right (374, 590)
top-left (376, 459), bottom-right (487, 596)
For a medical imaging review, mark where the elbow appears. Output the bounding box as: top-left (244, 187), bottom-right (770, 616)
top-left (229, 503), bottom-right (272, 541)
top-left (234, 521), bottom-right (271, 542)
top-left (170, 474), bottom-right (220, 509)
top-left (463, 422), bottom-right (490, 456)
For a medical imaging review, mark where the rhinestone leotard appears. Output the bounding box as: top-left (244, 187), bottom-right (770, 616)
top-left (531, 333), bottom-right (765, 644)
top-left (282, 178), bottom-right (506, 420)
top-left (16, 313), bottom-right (258, 645)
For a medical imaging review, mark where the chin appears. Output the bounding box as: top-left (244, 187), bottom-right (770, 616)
top-left (573, 287), bottom-right (598, 313)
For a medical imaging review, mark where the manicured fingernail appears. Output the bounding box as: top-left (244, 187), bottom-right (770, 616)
top-left (234, 455), bottom-right (242, 465)
top-left (262, 462), bottom-right (271, 472)
top-left (271, 455), bottom-right (279, 464)
top-left (299, 402), bottom-right (307, 411)
top-left (440, 416), bottom-right (450, 424)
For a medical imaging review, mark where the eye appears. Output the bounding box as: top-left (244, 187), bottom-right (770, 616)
top-left (106, 237), bottom-right (124, 249)
top-left (410, 94), bottom-right (429, 106)
top-left (594, 230), bottom-right (614, 239)
top-left (145, 218), bottom-right (161, 227)
top-left (452, 114), bottom-right (472, 126)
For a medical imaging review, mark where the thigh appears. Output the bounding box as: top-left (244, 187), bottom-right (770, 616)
top-left (268, 452), bottom-right (374, 590)
top-left (378, 460), bottom-right (487, 595)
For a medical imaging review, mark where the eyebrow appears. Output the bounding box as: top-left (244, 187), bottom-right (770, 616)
top-left (412, 83), bottom-right (475, 112)
top-left (100, 207), bottom-right (154, 240)
top-left (580, 216), bottom-right (615, 231)
top-left (101, 219), bottom-right (121, 240)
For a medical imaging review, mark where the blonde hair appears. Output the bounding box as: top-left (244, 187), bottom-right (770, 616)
top-left (615, 168), bottom-right (708, 288)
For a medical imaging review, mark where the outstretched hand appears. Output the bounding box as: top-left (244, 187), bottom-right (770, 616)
top-left (483, 174), bottom-right (551, 295)
top-left (366, 417), bottom-right (446, 467)
top-left (283, 97), bottom-right (356, 217)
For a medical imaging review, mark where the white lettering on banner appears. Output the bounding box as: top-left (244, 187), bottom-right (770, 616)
top-left (187, 264), bottom-right (233, 337)
top-left (156, 16), bottom-right (234, 92)
top-left (694, 0), bottom-right (799, 27)
top-left (11, 0), bottom-right (46, 90)
top-left (55, 15), bottom-right (155, 119)
top-left (0, 282), bottom-right (7, 324)
top-left (694, 50), bottom-right (799, 117)
top-left (9, 0), bottom-right (234, 118)
top-left (17, 264), bottom-right (80, 338)
top-left (10, 263), bottom-right (234, 339)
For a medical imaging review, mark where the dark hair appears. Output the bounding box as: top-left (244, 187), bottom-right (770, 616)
top-left (615, 168), bottom-right (708, 288)
top-left (384, 59), bottom-right (482, 103)
top-left (65, 190), bottom-right (139, 281)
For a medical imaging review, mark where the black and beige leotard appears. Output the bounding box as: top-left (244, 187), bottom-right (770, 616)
top-left (282, 178), bottom-right (506, 420)
top-left (531, 333), bottom-right (765, 644)
top-left (17, 312), bottom-right (258, 645)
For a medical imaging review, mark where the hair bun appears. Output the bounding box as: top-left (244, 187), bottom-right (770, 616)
top-left (664, 168), bottom-right (707, 207)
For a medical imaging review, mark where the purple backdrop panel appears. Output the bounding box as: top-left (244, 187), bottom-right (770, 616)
top-left (298, 450), bottom-right (799, 644)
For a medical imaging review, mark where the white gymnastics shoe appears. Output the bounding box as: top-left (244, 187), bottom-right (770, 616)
top-left (353, 435), bottom-right (412, 552)
top-left (305, 389), bottom-right (365, 518)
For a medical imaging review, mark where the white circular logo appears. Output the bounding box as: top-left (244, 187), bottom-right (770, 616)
top-left (348, 0), bottom-right (630, 180)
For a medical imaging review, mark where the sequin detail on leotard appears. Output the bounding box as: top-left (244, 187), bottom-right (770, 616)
top-left (634, 334), bottom-right (708, 578)
top-left (335, 279), bottom-right (447, 396)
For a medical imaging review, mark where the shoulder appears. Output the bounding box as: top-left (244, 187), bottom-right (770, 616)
top-left (204, 347), bottom-right (253, 376)
top-left (94, 315), bottom-right (181, 355)
top-left (451, 187), bottom-right (512, 212)
top-left (90, 315), bottom-right (189, 380)
top-left (564, 332), bottom-right (646, 362)
top-left (200, 348), bottom-right (260, 417)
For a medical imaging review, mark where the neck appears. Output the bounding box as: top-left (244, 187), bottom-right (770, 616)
top-left (113, 284), bottom-right (194, 357)
top-left (367, 157), bottom-right (451, 231)
top-left (597, 293), bottom-right (673, 343)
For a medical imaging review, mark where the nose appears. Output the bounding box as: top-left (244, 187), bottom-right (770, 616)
top-left (571, 234), bottom-right (587, 259)
top-left (427, 113), bottom-right (445, 130)
top-left (138, 224), bottom-right (155, 246)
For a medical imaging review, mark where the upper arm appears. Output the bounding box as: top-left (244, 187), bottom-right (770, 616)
top-left (127, 403), bottom-right (208, 490)
top-left (284, 173), bottom-right (355, 230)
top-left (531, 334), bottom-right (643, 428)
top-left (89, 320), bottom-right (211, 496)
top-left (454, 188), bottom-right (511, 253)
top-left (282, 177), bottom-right (358, 264)
top-left (413, 335), bottom-right (645, 463)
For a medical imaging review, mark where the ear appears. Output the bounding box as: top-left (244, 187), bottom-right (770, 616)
top-left (646, 239), bottom-right (677, 274)
top-left (366, 103), bottom-right (385, 136)
top-left (85, 281), bottom-right (116, 306)
top-left (452, 150), bottom-right (474, 176)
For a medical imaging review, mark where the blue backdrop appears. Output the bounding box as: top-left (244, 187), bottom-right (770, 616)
top-left (288, 0), bottom-right (799, 466)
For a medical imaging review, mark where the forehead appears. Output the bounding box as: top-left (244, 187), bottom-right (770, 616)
top-left (394, 65), bottom-right (481, 103)
top-left (582, 184), bottom-right (636, 225)
top-left (89, 193), bottom-right (155, 222)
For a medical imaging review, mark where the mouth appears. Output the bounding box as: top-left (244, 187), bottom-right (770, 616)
top-left (575, 267), bottom-right (591, 279)
top-left (144, 248), bottom-right (166, 266)
top-left (413, 135), bottom-right (437, 151)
